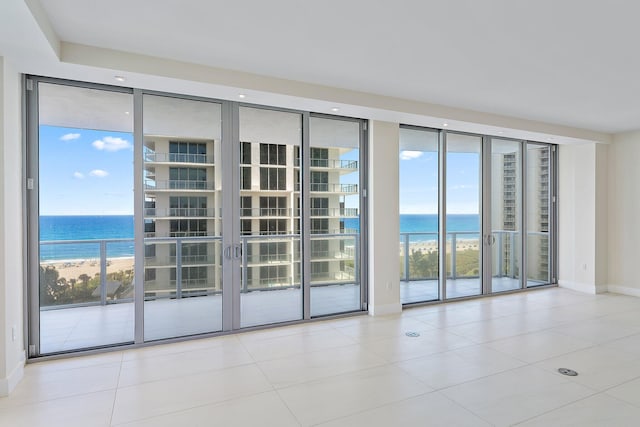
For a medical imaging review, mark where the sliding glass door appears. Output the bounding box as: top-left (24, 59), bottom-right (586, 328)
top-left (27, 77), bottom-right (368, 356)
top-left (398, 126), bottom-right (555, 305)
top-left (34, 81), bottom-right (134, 354)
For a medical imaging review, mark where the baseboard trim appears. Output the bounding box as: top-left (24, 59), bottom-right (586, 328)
top-left (369, 302), bottom-right (402, 316)
top-left (0, 356), bottom-right (25, 397)
top-left (607, 285), bottom-right (640, 298)
top-left (558, 280), bottom-right (600, 294)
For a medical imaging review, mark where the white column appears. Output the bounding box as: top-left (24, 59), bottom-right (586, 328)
top-left (0, 56), bottom-right (25, 396)
top-left (367, 121), bottom-right (401, 315)
top-left (558, 142), bottom-right (608, 294)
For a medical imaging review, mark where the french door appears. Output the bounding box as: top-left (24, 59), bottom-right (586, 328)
top-left (27, 79), bottom-right (366, 356)
top-left (399, 127), bottom-right (555, 305)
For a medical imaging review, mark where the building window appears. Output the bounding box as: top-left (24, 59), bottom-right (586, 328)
top-left (260, 219), bottom-right (287, 235)
top-left (259, 196), bottom-right (287, 216)
top-left (169, 141), bottom-right (208, 163)
top-left (311, 218), bottom-right (329, 234)
top-left (170, 219), bottom-right (208, 237)
top-left (241, 196), bottom-right (252, 217)
top-left (311, 198), bottom-right (329, 216)
top-left (260, 167), bottom-right (286, 190)
top-left (260, 143), bottom-right (286, 165)
top-left (241, 166), bottom-right (252, 190)
top-left (241, 141), bottom-right (252, 164)
top-left (310, 171), bottom-right (328, 191)
top-left (169, 167), bottom-right (208, 190)
top-left (310, 147), bottom-right (328, 167)
top-left (169, 196), bottom-right (207, 216)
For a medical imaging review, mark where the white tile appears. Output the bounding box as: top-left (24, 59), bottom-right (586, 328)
top-left (118, 340), bottom-right (255, 387)
top-left (258, 344), bottom-right (386, 388)
top-left (111, 364), bottom-right (273, 425)
top-left (603, 332), bottom-right (640, 357)
top-left (359, 328), bottom-right (475, 362)
top-left (113, 391), bottom-right (299, 427)
top-left (396, 344), bottom-right (526, 389)
top-left (335, 316), bottom-right (434, 343)
top-left (241, 328), bottom-right (357, 362)
top-left (441, 365), bottom-right (595, 426)
top-left (605, 377), bottom-right (640, 407)
top-left (0, 362), bottom-right (121, 409)
top-left (535, 345), bottom-right (640, 391)
top-left (0, 390), bottom-right (115, 427)
top-left (550, 316), bottom-right (640, 345)
top-left (316, 391), bottom-right (491, 427)
top-left (518, 393), bottom-right (640, 427)
top-left (277, 365), bottom-right (432, 426)
top-left (486, 330), bottom-right (594, 363)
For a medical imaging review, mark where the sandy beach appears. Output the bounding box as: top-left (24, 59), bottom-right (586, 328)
top-left (41, 257), bottom-right (135, 280)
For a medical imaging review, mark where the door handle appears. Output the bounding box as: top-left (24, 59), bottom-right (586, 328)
top-left (234, 244), bottom-right (242, 259)
top-left (224, 246), bottom-right (232, 259)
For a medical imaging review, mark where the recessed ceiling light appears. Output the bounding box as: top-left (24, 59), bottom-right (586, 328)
top-left (114, 76), bottom-right (126, 82)
top-left (238, 94), bottom-right (246, 99)
top-left (497, 131), bottom-right (504, 134)
top-left (331, 107), bottom-right (340, 112)
top-left (124, 111), bottom-right (130, 115)
top-left (443, 123), bottom-right (448, 127)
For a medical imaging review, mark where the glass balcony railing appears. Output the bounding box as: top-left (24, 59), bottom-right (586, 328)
top-left (144, 180), bottom-right (215, 191)
top-left (144, 152), bottom-right (214, 164)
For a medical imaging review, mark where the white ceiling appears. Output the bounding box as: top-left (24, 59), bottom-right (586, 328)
top-left (2, 0), bottom-right (640, 140)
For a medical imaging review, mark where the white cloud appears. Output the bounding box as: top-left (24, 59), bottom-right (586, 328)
top-left (60, 133), bottom-right (81, 141)
top-left (73, 171), bottom-right (84, 179)
top-left (89, 169), bottom-right (109, 178)
top-left (400, 151), bottom-right (423, 160)
top-left (92, 136), bottom-right (132, 152)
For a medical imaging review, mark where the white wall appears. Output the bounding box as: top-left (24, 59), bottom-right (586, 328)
top-left (608, 132), bottom-right (640, 296)
top-left (558, 143), bottom-right (608, 294)
top-left (368, 121), bottom-right (401, 315)
top-left (0, 56), bottom-right (25, 396)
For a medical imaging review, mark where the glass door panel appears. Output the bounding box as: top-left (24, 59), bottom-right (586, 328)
top-left (490, 139), bottom-right (522, 292)
top-left (37, 82), bottom-right (134, 353)
top-left (238, 107), bottom-right (302, 327)
top-left (399, 127), bottom-right (439, 304)
top-left (446, 133), bottom-right (482, 298)
top-left (143, 95), bottom-right (222, 340)
top-left (309, 117), bottom-right (362, 316)
top-left (526, 144), bottom-right (551, 286)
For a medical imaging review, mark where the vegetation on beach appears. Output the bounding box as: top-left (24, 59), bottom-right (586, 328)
top-left (400, 248), bottom-right (480, 279)
top-left (39, 266), bottom-right (133, 306)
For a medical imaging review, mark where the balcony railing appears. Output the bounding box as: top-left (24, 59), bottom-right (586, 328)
top-left (39, 230), bottom-right (361, 309)
top-left (144, 152), bottom-right (214, 164)
top-left (144, 180), bottom-right (215, 191)
top-left (145, 207), bottom-right (218, 217)
top-left (400, 230), bottom-right (550, 282)
top-left (240, 207), bottom-right (291, 217)
top-left (310, 183), bottom-right (358, 193)
top-left (310, 158), bottom-right (358, 170)
top-left (310, 208), bottom-right (359, 217)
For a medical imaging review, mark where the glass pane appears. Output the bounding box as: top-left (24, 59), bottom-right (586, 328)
top-left (309, 117), bottom-right (361, 316)
top-left (38, 83), bottom-right (134, 353)
top-left (446, 133), bottom-right (481, 298)
top-left (239, 107), bottom-right (302, 327)
top-left (526, 144), bottom-right (551, 286)
top-left (143, 95), bottom-right (222, 340)
top-left (491, 139), bottom-right (522, 292)
top-left (399, 127), bottom-right (439, 304)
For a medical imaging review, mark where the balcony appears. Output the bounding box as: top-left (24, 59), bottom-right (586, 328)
top-left (310, 207), bottom-right (359, 217)
top-left (310, 183), bottom-right (358, 194)
top-left (240, 207), bottom-right (292, 217)
top-left (310, 158), bottom-right (358, 172)
top-left (145, 207), bottom-right (218, 218)
top-left (144, 152), bottom-right (214, 164)
top-left (144, 180), bottom-right (215, 191)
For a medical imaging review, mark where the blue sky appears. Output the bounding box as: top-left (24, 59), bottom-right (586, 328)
top-left (39, 126), bottom-right (134, 215)
top-left (400, 150), bottom-right (480, 214)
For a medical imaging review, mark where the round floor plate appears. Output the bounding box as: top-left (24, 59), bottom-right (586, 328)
top-left (405, 332), bottom-right (420, 337)
top-left (558, 368), bottom-right (578, 376)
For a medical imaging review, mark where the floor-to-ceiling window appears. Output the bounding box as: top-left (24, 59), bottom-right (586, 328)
top-left (26, 77), bottom-right (368, 356)
top-left (399, 126), bottom-right (556, 305)
top-left (32, 81), bottom-right (135, 354)
top-left (399, 127), bottom-right (439, 304)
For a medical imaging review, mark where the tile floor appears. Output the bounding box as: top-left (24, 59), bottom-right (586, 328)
top-left (6, 287), bottom-right (640, 426)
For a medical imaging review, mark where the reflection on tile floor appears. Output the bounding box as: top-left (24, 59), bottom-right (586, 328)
top-left (14, 288), bottom-right (640, 426)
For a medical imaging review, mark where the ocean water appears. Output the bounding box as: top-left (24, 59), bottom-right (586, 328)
top-left (39, 214), bottom-right (479, 260)
top-left (40, 216), bottom-right (134, 261)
